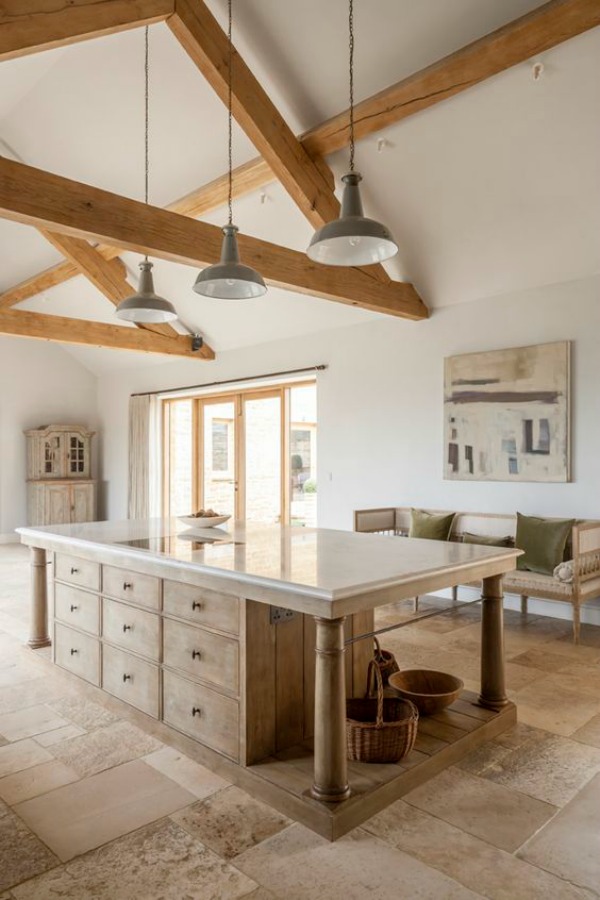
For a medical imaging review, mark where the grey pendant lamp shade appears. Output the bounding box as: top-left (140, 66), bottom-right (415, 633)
top-left (193, 0), bottom-right (266, 300)
top-left (116, 260), bottom-right (177, 323)
top-left (116, 27), bottom-right (178, 324)
top-left (306, 0), bottom-right (398, 267)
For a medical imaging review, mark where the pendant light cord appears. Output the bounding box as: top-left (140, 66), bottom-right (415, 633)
top-left (144, 24), bottom-right (150, 263)
top-left (227, 0), bottom-right (233, 226)
top-left (348, 0), bottom-right (355, 172)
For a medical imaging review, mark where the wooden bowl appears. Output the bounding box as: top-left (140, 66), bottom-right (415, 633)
top-left (388, 669), bottom-right (463, 716)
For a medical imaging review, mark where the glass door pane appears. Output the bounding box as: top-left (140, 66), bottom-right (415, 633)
top-left (244, 393), bottom-right (281, 524)
top-left (289, 384), bottom-right (317, 527)
top-left (202, 400), bottom-right (236, 518)
top-left (167, 400), bottom-right (193, 516)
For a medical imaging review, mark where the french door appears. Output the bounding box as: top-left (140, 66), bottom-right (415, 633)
top-left (163, 382), bottom-right (316, 526)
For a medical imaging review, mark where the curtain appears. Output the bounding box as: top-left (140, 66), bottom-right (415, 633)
top-left (128, 395), bottom-right (161, 519)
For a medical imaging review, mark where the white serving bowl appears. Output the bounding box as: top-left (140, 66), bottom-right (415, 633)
top-left (177, 515), bottom-right (231, 529)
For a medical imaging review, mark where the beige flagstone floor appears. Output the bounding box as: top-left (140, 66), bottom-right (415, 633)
top-left (0, 542), bottom-right (599, 898)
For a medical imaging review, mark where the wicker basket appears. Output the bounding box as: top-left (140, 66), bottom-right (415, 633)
top-left (346, 660), bottom-right (419, 763)
top-left (372, 636), bottom-right (400, 686)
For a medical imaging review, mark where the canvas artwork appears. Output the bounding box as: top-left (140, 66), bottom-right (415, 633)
top-left (444, 341), bottom-right (570, 482)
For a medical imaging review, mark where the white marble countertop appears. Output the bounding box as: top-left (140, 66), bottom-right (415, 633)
top-left (17, 519), bottom-right (520, 617)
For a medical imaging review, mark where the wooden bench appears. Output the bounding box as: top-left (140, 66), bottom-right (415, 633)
top-left (354, 507), bottom-right (600, 643)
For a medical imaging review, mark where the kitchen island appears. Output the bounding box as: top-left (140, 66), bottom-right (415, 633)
top-left (17, 518), bottom-right (519, 839)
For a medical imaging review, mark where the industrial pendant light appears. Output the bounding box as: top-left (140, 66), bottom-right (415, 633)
top-left (117, 27), bottom-right (177, 324)
top-left (193, 0), bottom-right (266, 299)
top-left (307, 0), bottom-right (398, 266)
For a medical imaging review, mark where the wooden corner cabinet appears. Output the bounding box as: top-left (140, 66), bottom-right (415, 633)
top-left (25, 425), bottom-right (96, 526)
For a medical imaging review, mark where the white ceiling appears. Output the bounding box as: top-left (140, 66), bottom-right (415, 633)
top-left (0, 0), bottom-right (599, 375)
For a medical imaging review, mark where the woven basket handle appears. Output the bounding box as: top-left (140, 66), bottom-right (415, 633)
top-left (366, 658), bottom-right (385, 727)
top-left (373, 636), bottom-right (384, 662)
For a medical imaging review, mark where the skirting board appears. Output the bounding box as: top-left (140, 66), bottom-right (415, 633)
top-left (0, 533), bottom-right (19, 544)
top-left (434, 586), bottom-right (600, 628)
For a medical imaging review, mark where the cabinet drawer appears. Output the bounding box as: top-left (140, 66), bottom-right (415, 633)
top-left (102, 598), bottom-right (160, 661)
top-left (102, 644), bottom-right (159, 718)
top-left (54, 623), bottom-right (100, 686)
top-left (163, 618), bottom-right (239, 694)
top-left (163, 581), bottom-right (239, 635)
top-left (55, 583), bottom-right (99, 635)
top-left (55, 554), bottom-right (100, 591)
top-left (163, 670), bottom-right (239, 762)
top-left (102, 565), bottom-right (160, 609)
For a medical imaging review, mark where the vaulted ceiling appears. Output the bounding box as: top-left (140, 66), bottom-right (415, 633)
top-left (0, 0), bottom-right (599, 374)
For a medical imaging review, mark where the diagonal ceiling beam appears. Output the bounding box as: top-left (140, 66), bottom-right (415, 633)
top-left (0, 307), bottom-right (214, 358)
top-left (0, 0), bottom-right (174, 62)
top-left (0, 157), bottom-right (428, 319)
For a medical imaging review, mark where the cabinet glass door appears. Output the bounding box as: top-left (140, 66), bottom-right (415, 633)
top-left (68, 435), bottom-right (86, 475)
top-left (43, 436), bottom-right (62, 477)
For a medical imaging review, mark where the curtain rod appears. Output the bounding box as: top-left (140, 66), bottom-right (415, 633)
top-left (131, 364), bottom-right (328, 398)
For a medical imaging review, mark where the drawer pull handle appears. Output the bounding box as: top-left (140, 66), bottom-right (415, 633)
top-left (122, 674), bottom-right (132, 682)
top-left (192, 601), bottom-right (203, 611)
top-left (70, 604), bottom-right (78, 612)
top-left (70, 567), bottom-right (79, 575)
top-left (70, 648), bottom-right (78, 655)
top-left (123, 582), bottom-right (133, 590)
top-left (192, 707), bottom-right (202, 717)
top-left (123, 624), bottom-right (132, 632)
top-left (192, 650), bottom-right (202, 660)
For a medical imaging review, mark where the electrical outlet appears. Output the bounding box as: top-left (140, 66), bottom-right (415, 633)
top-left (269, 606), bottom-right (297, 625)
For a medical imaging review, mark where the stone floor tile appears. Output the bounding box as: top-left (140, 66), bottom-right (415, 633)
top-left (0, 703), bottom-right (71, 742)
top-left (34, 724), bottom-right (87, 747)
top-left (10, 818), bottom-right (257, 900)
top-left (539, 638), bottom-right (600, 664)
top-left (50, 720), bottom-right (162, 778)
top-left (234, 823), bottom-right (480, 899)
top-left (404, 767), bottom-right (557, 852)
top-left (571, 714), bottom-right (600, 749)
top-left (143, 746), bottom-right (229, 799)
top-left (0, 739), bottom-right (53, 778)
top-left (512, 676), bottom-right (600, 736)
top-left (0, 808), bottom-right (59, 893)
top-left (0, 660), bottom-right (39, 689)
top-left (0, 678), bottom-right (72, 716)
top-left (456, 740), bottom-right (512, 776)
top-left (478, 732), bottom-right (600, 806)
top-left (493, 722), bottom-right (550, 750)
top-left (508, 648), bottom-right (579, 672)
top-left (518, 772), bottom-right (600, 894)
top-left (364, 799), bottom-right (590, 900)
top-left (0, 759), bottom-right (79, 806)
top-left (14, 759), bottom-right (195, 862)
top-left (49, 696), bottom-right (119, 731)
top-left (555, 624), bottom-right (600, 649)
top-left (172, 785), bottom-right (290, 859)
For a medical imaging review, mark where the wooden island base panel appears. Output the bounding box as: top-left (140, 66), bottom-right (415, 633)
top-left (17, 519), bottom-right (520, 841)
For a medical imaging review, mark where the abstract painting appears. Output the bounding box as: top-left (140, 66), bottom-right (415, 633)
top-left (444, 341), bottom-right (570, 482)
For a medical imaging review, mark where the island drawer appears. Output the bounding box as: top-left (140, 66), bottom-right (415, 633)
top-left (163, 669), bottom-right (239, 762)
top-left (102, 565), bottom-right (160, 610)
top-left (163, 618), bottom-right (239, 694)
top-left (102, 644), bottom-right (160, 718)
top-left (55, 583), bottom-right (100, 635)
top-left (102, 597), bottom-right (160, 661)
top-left (55, 554), bottom-right (100, 592)
top-left (163, 581), bottom-right (239, 635)
top-left (54, 622), bottom-right (100, 686)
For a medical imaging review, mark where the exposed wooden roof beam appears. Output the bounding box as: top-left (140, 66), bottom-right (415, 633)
top-left (0, 0), bottom-right (174, 62)
top-left (0, 157), bottom-right (428, 319)
top-left (0, 307), bottom-right (214, 358)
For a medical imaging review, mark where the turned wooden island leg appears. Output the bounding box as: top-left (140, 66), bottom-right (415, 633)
top-left (311, 616), bottom-right (351, 803)
top-left (28, 547), bottom-right (51, 649)
top-left (479, 574), bottom-right (508, 710)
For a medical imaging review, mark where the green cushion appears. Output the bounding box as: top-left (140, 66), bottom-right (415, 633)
top-left (463, 533), bottom-right (513, 547)
top-left (409, 509), bottom-right (455, 541)
top-left (516, 513), bottom-right (574, 575)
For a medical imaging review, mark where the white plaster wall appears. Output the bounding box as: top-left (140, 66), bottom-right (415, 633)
top-left (0, 338), bottom-right (98, 539)
top-left (97, 274), bottom-right (600, 530)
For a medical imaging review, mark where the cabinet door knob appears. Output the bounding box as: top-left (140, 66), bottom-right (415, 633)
top-left (123, 582), bottom-right (133, 590)
top-left (192, 707), bottom-right (202, 717)
top-left (70, 648), bottom-right (78, 655)
top-left (122, 624), bottom-right (132, 632)
top-left (192, 601), bottom-right (202, 611)
top-left (70, 604), bottom-right (78, 612)
top-left (122, 674), bottom-right (132, 682)
top-left (70, 567), bottom-right (79, 575)
top-left (192, 650), bottom-right (202, 660)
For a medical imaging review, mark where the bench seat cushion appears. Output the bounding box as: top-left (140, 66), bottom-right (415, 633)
top-left (503, 570), bottom-right (572, 599)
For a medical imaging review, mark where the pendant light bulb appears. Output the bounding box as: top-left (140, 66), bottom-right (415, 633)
top-left (116, 260), bottom-right (178, 323)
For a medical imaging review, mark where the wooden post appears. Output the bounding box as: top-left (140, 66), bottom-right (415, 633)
top-left (28, 546), bottom-right (51, 649)
top-left (479, 574), bottom-right (508, 710)
top-left (310, 616), bottom-right (350, 803)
